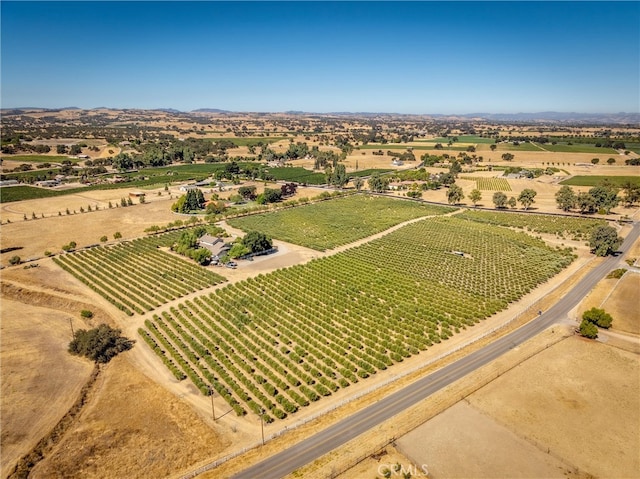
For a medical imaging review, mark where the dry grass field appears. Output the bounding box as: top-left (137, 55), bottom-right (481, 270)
top-left (0, 298), bottom-right (95, 479)
top-left (343, 335), bottom-right (638, 479)
top-left (29, 354), bottom-right (229, 479)
top-left (467, 337), bottom-right (639, 479)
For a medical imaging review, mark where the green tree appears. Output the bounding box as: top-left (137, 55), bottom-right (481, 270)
top-left (368, 173), bottom-right (390, 192)
top-left (69, 144), bottom-right (82, 156)
top-left (579, 319), bottom-right (598, 339)
top-left (56, 144), bottom-right (68, 155)
top-left (62, 241), bottom-right (77, 252)
top-left (191, 247), bottom-right (212, 265)
top-left (327, 163), bottom-right (348, 188)
top-left (262, 188), bottom-right (282, 203)
top-left (490, 144), bottom-right (497, 151)
top-left (113, 232), bottom-right (122, 240)
top-left (577, 192), bottom-right (597, 214)
top-left (242, 231), bottom-right (273, 253)
top-left (493, 191), bottom-right (507, 208)
top-left (589, 185), bottom-right (618, 214)
top-left (353, 177), bottom-right (364, 191)
top-left (449, 161), bottom-right (462, 177)
top-left (238, 185), bottom-right (257, 200)
top-left (501, 153), bottom-right (514, 161)
top-left (507, 196), bottom-right (517, 209)
top-left (582, 307), bottom-right (613, 329)
top-left (447, 184), bottom-right (464, 205)
top-left (517, 188), bottom-right (537, 210)
top-left (621, 181), bottom-right (640, 207)
top-left (555, 185), bottom-right (577, 211)
top-left (227, 242), bottom-right (250, 259)
top-left (469, 189), bottom-right (482, 206)
top-left (9, 255), bottom-right (21, 265)
top-left (589, 225), bottom-right (622, 256)
top-left (68, 324), bottom-right (135, 363)
top-left (100, 235), bottom-right (108, 242)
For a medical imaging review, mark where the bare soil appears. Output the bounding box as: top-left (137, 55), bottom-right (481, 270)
top-left (468, 337), bottom-right (640, 479)
top-left (396, 402), bottom-right (585, 479)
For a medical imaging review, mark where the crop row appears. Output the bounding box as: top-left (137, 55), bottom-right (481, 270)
top-left (140, 216), bottom-right (575, 420)
top-left (467, 177), bottom-right (512, 191)
top-left (457, 210), bottom-right (607, 240)
top-left (54, 240), bottom-right (226, 315)
top-left (228, 194), bottom-right (455, 251)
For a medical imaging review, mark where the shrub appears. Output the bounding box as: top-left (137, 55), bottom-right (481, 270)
top-left (582, 307), bottom-right (613, 329)
top-left (606, 268), bottom-right (626, 279)
top-left (80, 309), bottom-right (94, 319)
top-left (9, 255), bottom-right (21, 265)
top-left (579, 319), bottom-right (598, 339)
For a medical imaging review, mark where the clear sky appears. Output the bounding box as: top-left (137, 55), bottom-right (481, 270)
top-left (1, 1), bottom-right (638, 114)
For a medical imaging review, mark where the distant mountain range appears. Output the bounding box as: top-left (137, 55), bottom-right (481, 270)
top-left (2, 107), bottom-right (638, 124)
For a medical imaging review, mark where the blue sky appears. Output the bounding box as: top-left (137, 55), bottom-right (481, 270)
top-left (1, 1), bottom-right (638, 113)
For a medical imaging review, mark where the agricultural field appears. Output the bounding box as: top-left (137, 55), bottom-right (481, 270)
top-left (461, 177), bottom-right (511, 191)
top-left (139, 217), bottom-right (575, 422)
top-left (536, 143), bottom-right (618, 154)
top-left (560, 175), bottom-right (640, 187)
top-left (0, 185), bottom-right (68, 202)
top-left (53, 236), bottom-right (226, 316)
top-left (0, 154), bottom-right (71, 163)
top-left (228, 195), bottom-right (455, 251)
top-left (457, 210), bottom-right (607, 240)
top-left (265, 166), bottom-right (326, 185)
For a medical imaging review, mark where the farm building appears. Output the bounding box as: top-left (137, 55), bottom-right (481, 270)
top-left (35, 180), bottom-right (59, 187)
top-left (198, 234), bottom-right (230, 259)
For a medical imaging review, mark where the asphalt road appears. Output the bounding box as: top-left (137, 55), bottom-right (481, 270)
top-left (232, 222), bottom-right (640, 479)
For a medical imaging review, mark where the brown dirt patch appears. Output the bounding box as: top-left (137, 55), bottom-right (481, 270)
top-left (30, 354), bottom-right (229, 479)
top-left (0, 299), bottom-right (95, 478)
top-left (468, 336), bottom-right (640, 479)
top-left (604, 272), bottom-right (640, 335)
top-left (396, 401), bottom-right (584, 479)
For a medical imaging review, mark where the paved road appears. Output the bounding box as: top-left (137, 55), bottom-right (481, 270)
top-left (232, 223), bottom-right (640, 479)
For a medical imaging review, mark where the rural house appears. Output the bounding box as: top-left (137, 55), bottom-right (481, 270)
top-left (198, 234), bottom-right (230, 259)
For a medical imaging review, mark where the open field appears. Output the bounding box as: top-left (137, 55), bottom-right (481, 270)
top-left (228, 195), bottom-right (455, 251)
top-left (0, 299), bottom-right (95, 479)
top-left (560, 175), bottom-right (640, 187)
top-left (30, 353), bottom-right (229, 479)
top-left (576, 270), bottom-right (640, 336)
top-left (392, 335), bottom-right (639, 479)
